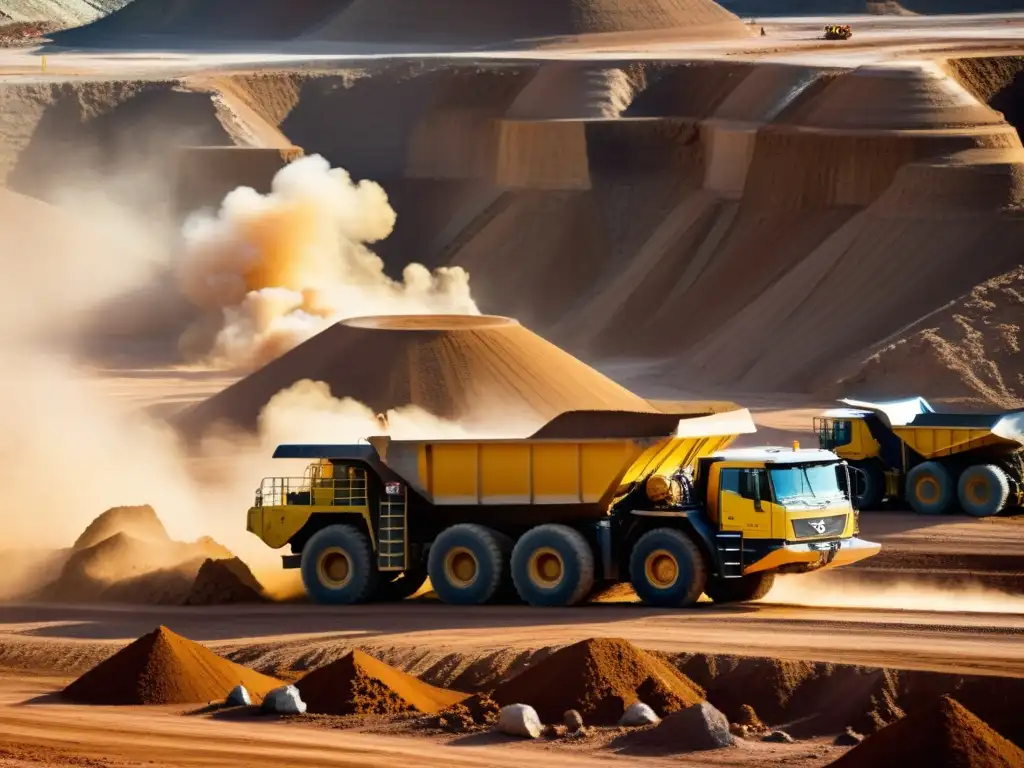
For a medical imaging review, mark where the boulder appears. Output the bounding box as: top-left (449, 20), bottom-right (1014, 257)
top-left (659, 701), bottom-right (734, 750)
top-left (497, 704), bottom-right (543, 739)
top-left (564, 709), bottom-right (584, 733)
top-left (226, 684), bottom-right (251, 706)
top-left (763, 730), bottom-right (795, 743)
top-left (261, 685), bottom-right (306, 715)
top-left (619, 701), bottom-right (660, 727)
top-left (834, 727), bottom-right (864, 746)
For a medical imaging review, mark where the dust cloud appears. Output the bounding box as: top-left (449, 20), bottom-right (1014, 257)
top-left (768, 573), bottom-right (1024, 614)
top-left (176, 154), bottom-right (478, 370)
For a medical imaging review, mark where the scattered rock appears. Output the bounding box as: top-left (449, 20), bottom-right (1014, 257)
top-left (622, 701), bottom-right (734, 753)
top-left (262, 685), bottom-right (307, 715)
top-left (730, 723), bottom-right (751, 738)
top-left (763, 730), bottom-right (795, 743)
top-left (834, 727), bottom-right (864, 746)
top-left (564, 709), bottom-right (584, 733)
top-left (226, 684), bottom-right (251, 706)
top-left (436, 704), bottom-right (475, 733)
top-left (497, 704), bottom-right (543, 739)
top-left (619, 701), bottom-right (660, 727)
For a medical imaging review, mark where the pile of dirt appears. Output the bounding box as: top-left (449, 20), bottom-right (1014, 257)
top-left (48, 0), bottom-right (354, 46)
top-left (295, 650), bottom-right (469, 715)
top-left (828, 696), bottom-right (1024, 767)
top-left (173, 314), bottom-right (654, 439)
top-left (73, 505), bottom-right (168, 550)
top-left (306, 0), bottom-right (750, 46)
top-left (835, 262), bottom-right (1024, 408)
top-left (38, 531), bottom-right (232, 604)
top-left (62, 626), bottom-right (283, 705)
top-left (489, 638), bottom-right (704, 725)
top-left (184, 558), bottom-right (267, 606)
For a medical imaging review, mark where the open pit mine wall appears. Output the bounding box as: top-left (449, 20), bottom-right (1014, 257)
top-left (3, 56), bottom-right (1023, 405)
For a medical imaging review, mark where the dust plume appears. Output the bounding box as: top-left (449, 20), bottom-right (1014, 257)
top-left (768, 572), bottom-right (1024, 614)
top-left (176, 154), bottom-right (479, 370)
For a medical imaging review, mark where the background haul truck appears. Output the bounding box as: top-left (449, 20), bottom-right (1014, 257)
top-left (248, 409), bottom-right (879, 607)
top-left (815, 397), bottom-right (1024, 517)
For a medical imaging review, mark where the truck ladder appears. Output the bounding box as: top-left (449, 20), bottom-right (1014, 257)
top-left (715, 532), bottom-right (744, 579)
top-left (378, 483), bottom-right (407, 572)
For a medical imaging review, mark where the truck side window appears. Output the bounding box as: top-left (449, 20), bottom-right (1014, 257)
top-left (720, 468), bottom-right (741, 496)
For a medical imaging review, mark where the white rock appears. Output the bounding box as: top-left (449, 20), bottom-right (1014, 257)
top-left (619, 701), bottom-right (660, 727)
top-left (261, 685), bottom-right (307, 715)
top-left (226, 684), bottom-right (251, 706)
top-left (497, 704), bottom-right (543, 738)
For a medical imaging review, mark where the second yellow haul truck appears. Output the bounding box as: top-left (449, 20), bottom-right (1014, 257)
top-left (247, 409), bottom-right (880, 607)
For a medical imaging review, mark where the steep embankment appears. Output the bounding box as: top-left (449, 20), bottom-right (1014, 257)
top-left (0, 0), bottom-right (129, 28)
top-left (718, 0), bottom-right (1016, 14)
top-left (305, 0), bottom-right (750, 46)
top-left (48, 0), bottom-right (354, 46)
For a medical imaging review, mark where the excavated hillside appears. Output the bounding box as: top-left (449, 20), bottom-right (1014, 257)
top-left (1, 0), bottom-right (129, 28)
top-left (4, 52), bottom-right (1021, 406)
top-left (48, 1), bottom-right (355, 46)
top-left (719, 0), bottom-right (1019, 12)
top-left (307, 0), bottom-right (750, 46)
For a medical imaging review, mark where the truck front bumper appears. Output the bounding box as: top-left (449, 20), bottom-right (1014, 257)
top-left (743, 536), bottom-right (880, 575)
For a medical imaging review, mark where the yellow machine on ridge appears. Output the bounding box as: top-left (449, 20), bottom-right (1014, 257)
top-left (814, 397), bottom-right (1024, 517)
top-left (248, 409), bottom-right (879, 607)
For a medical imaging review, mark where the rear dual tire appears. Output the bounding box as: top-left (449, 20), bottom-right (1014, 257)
top-left (511, 524), bottom-right (595, 607)
top-left (427, 524), bottom-right (512, 605)
top-left (958, 464), bottom-right (1010, 518)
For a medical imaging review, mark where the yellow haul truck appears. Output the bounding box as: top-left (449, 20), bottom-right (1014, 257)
top-left (247, 410), bottom-right (879, 607)
top-left (815, 398), bottom-right (1024, 517)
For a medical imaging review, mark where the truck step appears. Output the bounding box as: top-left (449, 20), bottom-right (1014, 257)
top-left (377, 495), bottom-right (407, 572)
top-left (715, 532), bottom-right (744, 579)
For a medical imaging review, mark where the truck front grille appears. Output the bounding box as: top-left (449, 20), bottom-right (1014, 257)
top-left (792, 514), bottom-right (847, 540)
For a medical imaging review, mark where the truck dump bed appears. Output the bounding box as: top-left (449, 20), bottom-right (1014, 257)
top-left (374, 408), bottom-right (756, 509)
top-left (837, 398), bottom-right (1024, 459)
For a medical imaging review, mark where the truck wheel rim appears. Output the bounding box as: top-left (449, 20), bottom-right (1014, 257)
top-left (445, 547), bottom-right (478, 587)
top-left (916, 476), bottom-right (939, 503)
top-left (529, 547), bottom-right (564, 588)
top-left (966, 478), bottom-right (989, 504)
top-left (318, 547), bottom-right (352, 589)
top-left (645, 549), bottom-right (679, 589)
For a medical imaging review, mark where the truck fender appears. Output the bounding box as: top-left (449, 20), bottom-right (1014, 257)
top-left (626, 511), bottom-right (718, 574)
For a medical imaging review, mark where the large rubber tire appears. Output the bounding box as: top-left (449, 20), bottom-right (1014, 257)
top-left (958, 464), bottom-right (1010, 518)
top-left (300, 524), bottom-right (378, 605)
top-left (629, 528), bottom-right (707, 608)
top-left (849, 460), bottom-right (886, 510)
top-left (905, 461), bottom-right (955, 515)
top-left (704, 571), bottom-right (776, 604)
top-left (373, 569), bottom-right (428, 602)
top-left (427, 524), bottom-right (508, 606)
top-left (510, 524), bottom-right (595, 607)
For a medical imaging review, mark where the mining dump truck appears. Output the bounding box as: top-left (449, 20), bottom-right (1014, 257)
top-left (824, 24), bottom-right (852, 40)
top-left (247, 409), bottom-right (879, 608)
top-left (815, 397), bottom-right (1024, 517)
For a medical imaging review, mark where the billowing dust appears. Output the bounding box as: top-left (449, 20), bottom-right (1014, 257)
top-left (768, 572), bottom-right (1024, 614)
top-left (0, 155), bottom-right (517, 601)
top-left (177, 153), bottom-right (478, 370)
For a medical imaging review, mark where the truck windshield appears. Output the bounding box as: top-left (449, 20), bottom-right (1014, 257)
top-left (770, 464), bottom-right (846, 505)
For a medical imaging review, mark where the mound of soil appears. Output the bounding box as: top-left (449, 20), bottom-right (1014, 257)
top-left (73, 505), bottom-right (169, 550)
top-left (185, 558), bottom-right (267, 606)
top-left (490, 637), bottom-right (703, 725)
top-left (173, 314), bottom-right (653, 439)
top-left (836, 263), bottom-right (1024, 408)
top-left (295, 650), bottom-right (469, 715)
top-left (62, 626), bottom-right (283, 705)
top-left (39, 531), bottom-right (233, 605)
top-left (308, 0), bottom-right (749, 46)
top-left (828, 696), bottom-right (1024, 768)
